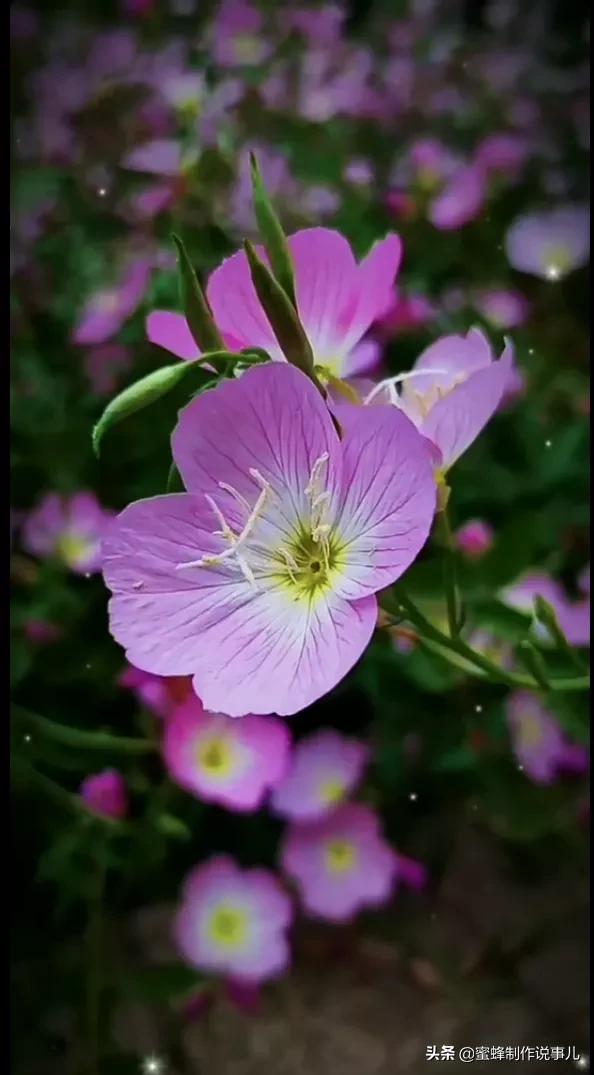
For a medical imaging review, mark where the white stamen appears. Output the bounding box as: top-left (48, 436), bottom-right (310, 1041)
top-left (364, 368), bottom-right (452, 405)
top-left (176, 472), bottom-right (270, 580)
top-left (218, 481), bottom-right (251, 511)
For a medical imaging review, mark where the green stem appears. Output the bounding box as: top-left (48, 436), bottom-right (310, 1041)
top-left (13, 705), bottom-right (156, 754)
top-left (87, 839), bottom-right (108, 1075)
top-left (437, 502), bottom-right (462, 638)
top-left (389, 589), bottom-right (590, 693)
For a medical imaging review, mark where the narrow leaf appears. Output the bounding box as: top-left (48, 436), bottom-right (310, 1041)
top-left (244, 240), bottom-right (318, 383)
top-left (172, 233), bottom-right (225, 352)
top-left (250, 151), bottom-right (296, 305)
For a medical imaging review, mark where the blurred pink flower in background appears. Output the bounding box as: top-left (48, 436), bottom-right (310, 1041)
top-left (280, 803), bottom-right (398, 922)
top-left (123, 139), bottom-right (186, 178)
top-left (210, 0), bottom-right (271, 68)
top-left (23, 492), bottom-right (113, 575)
top-left (119, 665), bottom-right (193, 718)
top-left (377, 292), bottom-right (437, 338)
top-left (163, 695), bottom-right (290, 812)
top-left (505, 204), bottom-right (590, 280)
top-left (455, 519), bottom-right (494, 559)
top-left (428, 165), bottom-right (486, 230)
top-left (72, 260), bottom-right (151, 346)
top-left (84, 345), bottom-right (131, 397)
top-left (289, 4), bottom-right (345, 45)
top-left (80, 769), bottom-right (129, 819)
top-left (501, 571), bottom-right (590, 647)
top-left (506, 692), bottom-right (589, 784)
top-left (271, 730), bottom-right (369, 822)
top-left (474, 288), bottom-right (530, 329)
top-left (474, 132), bottom-right (530, 177)
top-left (174, 856), bottom-right (292, 983)
top-left (24, 619), bottom-right (62, 645)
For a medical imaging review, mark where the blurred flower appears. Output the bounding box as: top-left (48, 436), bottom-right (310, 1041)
top-left (206, 227), bottom-right (401, 378)
top-left (288, 4), bottom-right (345, 45)
top-left (23, 492), bottom-right (113, 575)
top-left (102, 364), bottom-right (436, 717)
top-left (343, 159), bottom-right (374, 186)
top-left (467, 628), bottom-right (514, 671)
top-left (506, 692), bottom-right (589, 784)
top-left (368, 328), bottom-right (513, 471)
top-left (455, 519), bottom-right (494, 559)
top-left (72, 259), bottom-right (151, 346)
top-left (408, 138), bottom-right (461, 190)
top-left (428, 166), bottom-right (486, 231)
top-left (122, 139), bottom-right (189, 178)
top-left (80, 769), bottom-right (128, 819)
top-left (23, 619), bottom-right (62, 645)
top-left (84, 344), bottom-right (131, 397)
top-left (474, 132), bottom-right (530, 177)
top-left (270, 729), bottom-right (369, 821)
top-left (578, 565), bottom-right (590, 595)
top-left (174, 856), bottom-right (292, 983)
top-left (119, 665), bottom-right (193, 718)
top-left (280, 802), bottom-right (397, 922)
top-left (505, 205), bottom-right (590, 280)
top-left (228, 145), bottom-right (297, 235)
top-left (163, 695), bottom-right (290, 811)
top-left (501, 571), bottom-right (590, 646)
top-left (474, 288), bottom-right (530, 329)
top-left (210, 0), bottom-right (271, 68)
top-left (377, 293), bottom-right (437, 338)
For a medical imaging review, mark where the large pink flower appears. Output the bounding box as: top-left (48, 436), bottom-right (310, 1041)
top-left (367, 328), bottom-right (513, 471)
top-left (102, 363), bottom-right (436, 717)
top-left (174, 856), bottom-right (292, 984)
top-left (270, 729), bottom-right (369, 821)
top-left (163, 695), bottom-right (290, 811)
top-left (23, 491), bottom-right (113, 575)
top-left (280, 803), bottom-right (397, 922)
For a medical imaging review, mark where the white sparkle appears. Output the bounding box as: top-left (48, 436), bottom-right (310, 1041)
top-left (528, 348), bottom-right (534, 355)
top-left (575, 1056), bottom-right (589, 1071)
top-left (97, 187), bottom-right (107, 197)
top-left (474, 704), bottom-right (483, 713)
top-left (518, 764), bottom-right (524, 771)
top-left (408, 792), bottom-right (418, 802)
top-left (24, 735), bottom-right (31, 743)
top-left (141, 1056), bottom-right (165, 1075)
top-left (546, 264), bottom-right (561, 280)
top-left (545, 440), bottom-right (552, 448)
top-left (84, 572), bottom-right (91, 579)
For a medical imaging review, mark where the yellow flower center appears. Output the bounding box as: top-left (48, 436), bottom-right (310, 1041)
top-left (544, 245), bottom-right (572, 280)
top-left (57, 533), bottom-right (92, 567)
top-left (417, 167), bottom-right (440, 192)
top-left (208, 905), bottom-right (248, 949)
top-left (519, 712), bottom-right (543, 748)
top-left (319, 778), bottom-right (345, 806)
top-left (326, 839), bottom-right (356, 874)
top-left (233, 35), bottom-right (261, 63)
top-left (196, 735), bottom-right (236, 779)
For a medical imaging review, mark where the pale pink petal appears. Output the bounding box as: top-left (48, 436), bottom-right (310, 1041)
top-left (206, 248), bottom-right (285, 359)
top-left (288, 228), bottom-right (358, 360)
top-left (420, 342), bottom-right (513, 468)
top-left (342, 338), bottom-right (382, 377)
top-left (339, 234), bottom-right (402, 355)
top-left (146, 311), bottom-right (200, 361)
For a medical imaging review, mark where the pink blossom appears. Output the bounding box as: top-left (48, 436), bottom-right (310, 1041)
top-left (122, 139), bottom-right (185, 178)
top-left (174, 856), bottom-right (292, 983)
top-left (102, 364), bottom-right (436, 717)
top-left (288, 5), bottom-right (345, 44)
top-left (24, 619), bottom-right (62, 645)
top-left (474, 288), bottom-right (530, 329)
top-left (505, 205), bottom-right (590, 280)
top-left (506, 692), bottom-right (589, 784)
top-left (72, 260), bottom-right (151, 346)
top-left (280, 803), bottom-right (397, 922)
top-left (80, 769), bottom-right (128, 819)
top-left (368, 328), bottom-right (513, 471)
top-left (23, 492), bottom-right (113, 575)
top-left (343, 159), bottom-right (374, 186)
top-left (119, 665), bottom-right (193, 718)
top-left (210, 0), bottom-right (271, 68)
top-left (270, 730), bottom-right (369, 821)
top-left (163, 695), bottom-right (290, 811)
top-left (376, 293), bottom-right (437, 338)
top-left (428, 166), bottom-right (486, 231)
top-left (501, 572), bottom-right (590, 647)
top-left (122, 183), bottom-right (176, 223)
top-left (408, 138), bottom-right (461, 189)
top-left (474, 133), bottom-right (530, 177)
top-left (206, 228), bottom-right (401, 378)
top-left (84, 345), bottom-right (131, 397)
top-left (455, 519), bottom-right (494, 559)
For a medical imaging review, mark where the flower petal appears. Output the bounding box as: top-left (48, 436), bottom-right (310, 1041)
top-left (339, 234), bottom-right (402, 355)
top-left (146, 311), bottom-right (200, 361)
top-left (420, 342), bottom-right (513, 468)
top-left (206, 247), bottom-right (285, 359)
top-left (330, 403), bottom-right (436, 599)
top-left (287, 228), bottom-right (359, 360)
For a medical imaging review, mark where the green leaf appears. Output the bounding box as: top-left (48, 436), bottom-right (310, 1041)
top-left (172, 233), bottom-right (225, 352)
top-left (119, 963), bottom-right (206, 1003)
top-left (250, 152), bottom-right (297, 306)
top-left (244, 240), bottom-right (318, 381)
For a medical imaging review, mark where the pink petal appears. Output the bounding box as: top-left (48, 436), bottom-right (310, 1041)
top-left (330, 403), bottom-right (436, 599)
top-left (287, 228), bottom-right (358, 360)
top-left (339, 234), bottom-right (403, 354)
top-left (342, 339), bottom-right (382, 378)
top-left (206, 248), bottom-right (285, 359)
top-left (420, 342), bottom-right (513, 468)
top-left (146, 311), bottom-right (200, 361)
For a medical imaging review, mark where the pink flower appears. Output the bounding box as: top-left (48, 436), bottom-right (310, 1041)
top-left (506, 692), bottom-right (589, 784)
top-left (174, 856), bottom-right (292, 983)
top-left (102, 364), bottom-right (436, 717)
top-left (122, 183), bottom-right (176, 223)
top-left (24, 619), bottom-right (62, 645)
top-left (122, 139), bottom-right (186, 178)
top-left (474, 133), bottom-right (530, 177)
top-left (119, 665), bottom-right (193, 718)
top-left (455, 519), bottom-right (494, 559)
top-left (408, 138), bottom-right (460, 189)
top-left (270, 730), bottom-right (369, 821)
top-left (428, 166), bottom-right (486, 231)
top-left (280, 803), bottom-right (397, 922)
top-left (474, 288), bottom-right (530, 329)
top-left (84, 345), bottom-right (131, 397)
top-left (288, 4), bottom-right (345, 44)
top-left (205, 228), bottom-right (402, 378)
top-left (80, 769), bottom-right (128, 819)
top-left (377, 293), bottom-right (436, 338)
top-left (505, 205), bottom-right (590, 280)
top-left (163, 695), bottom-right (290, 811)
top-left (23, 492), bottom-right (113, 575)
top-left (368, 328), bottom-right (513, 471)
top-left (210, 0), bottom-right (271, 68)
top-left (73, 260), bottom-right (151, 346)
top-left (501, 572), bottom-right (590, 647)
